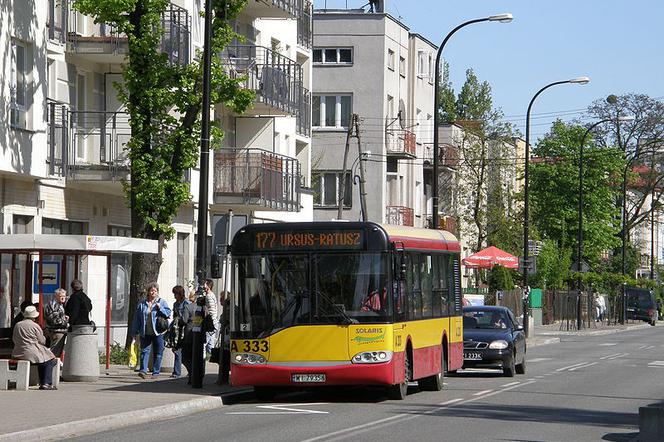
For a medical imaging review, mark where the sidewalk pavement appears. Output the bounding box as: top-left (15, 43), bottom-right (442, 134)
top-left (0, 320), bottom-right (653, 441)
top-left (0, 362), bottom-right (252, 442)
top-left (527, 319), bottom-right (653, 347)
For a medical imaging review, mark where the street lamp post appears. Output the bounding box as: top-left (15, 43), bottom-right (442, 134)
top-left (432, 13), bottom-right (513, 230)
top-left (522, 77), bottom-right (590, 336)
top-left (577, 115), bottom-right (633, 330)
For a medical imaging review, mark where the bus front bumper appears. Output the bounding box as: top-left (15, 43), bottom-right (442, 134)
top-left (231, 360), bottom-right (395, 387)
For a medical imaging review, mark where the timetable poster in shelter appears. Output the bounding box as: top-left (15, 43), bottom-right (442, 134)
top-left (464, 294), bottom-right (485, 306)
top-left (32, 261), bottom-right (60, 295)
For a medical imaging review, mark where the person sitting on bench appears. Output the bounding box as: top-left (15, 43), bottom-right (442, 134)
top-left (12, 306), bottom-right (58, 390)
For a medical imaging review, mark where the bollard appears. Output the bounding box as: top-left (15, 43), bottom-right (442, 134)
top-left (62, 325), bottom-right (100, 382)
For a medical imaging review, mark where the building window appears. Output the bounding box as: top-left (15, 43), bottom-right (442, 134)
top-left (312, 171), bottom-right (352, 208)
top-left (10, 39), bottom-right (27, 129)
top-left (387, 48), bottom-right (395, 71)
top-left (108, 225), bottom-right (131, 237)
top-left (399, 56), bottom-right (406, 77)
top-left (417, 51), bottom-right (426, 78)
top-left (13, 215), bottom-right (33, 234)
top-left (312, 94), bottom-right (352, 129)
top-left (177, 233), bottom-right (189, 286)
top-left (313, 47), bottom-right (352, 64)
top-left (42, 218), bottom-right (88, 235)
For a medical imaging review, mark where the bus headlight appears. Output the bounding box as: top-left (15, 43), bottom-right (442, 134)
top-left (351, 351), bottom-right (392, 364)
top-left (232, 353), bottom-right (267, 365)
top-left (489, 340), bottom-right (509, 350)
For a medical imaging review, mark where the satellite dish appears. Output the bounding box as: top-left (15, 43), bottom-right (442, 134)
top-left (398, 99), bottom-right (406, 129)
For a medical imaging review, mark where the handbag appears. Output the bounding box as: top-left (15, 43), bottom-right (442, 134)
top-left (210, 347), bottom-right (221, 364)
top-left (202, 313), bottom-right (216, 333)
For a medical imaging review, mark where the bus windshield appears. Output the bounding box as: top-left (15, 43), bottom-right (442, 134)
top-left (234, 253), bottom-right (391, 337)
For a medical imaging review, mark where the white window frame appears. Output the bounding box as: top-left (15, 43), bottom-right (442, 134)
top-left (313, 94), bottom-right (352, 129)
top-left (399, 55), bottom-right (406, 78)
top-left (10, 39), bottom-right (27, 129)
top-left (313, 47), bottom-right (353, 65)
top-left (387, 48), bottom-right (395, 71)
top-left (313, 171), bottom-right (352, 208)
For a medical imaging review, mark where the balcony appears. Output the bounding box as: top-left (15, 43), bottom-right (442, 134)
top-left (297, 1), bottom-right (313, 49)
top-left (65, 1), bottom-right (190, 65)
top-left (213, 148), bottom-right (301, 212)
top-left (243, 0), bottom-right (304, 19)
top-left (386, 130), bottom-right (416, 159)
top-left (47, 101), bottom-right (131, 182)
top-left (386, 206), bottom-right (414, 227)
top-left (295, 85), bottom-right (311, 137)
top-left (223, 45), bottom-right (305, 115)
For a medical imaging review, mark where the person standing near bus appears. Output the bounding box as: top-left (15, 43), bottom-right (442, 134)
top-left (170, 285), bottom-right (189, 378)
top-left (44, 288), bottom-right (68, 357)
top-left (131, 282), bottom-right (172, 379)
top-left (65, 279), bottom-right (92, 327)
top-left (204, 279), bottom-right (219, 355)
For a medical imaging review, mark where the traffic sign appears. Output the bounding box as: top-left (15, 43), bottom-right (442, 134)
top-left (519, 257), bottom-right (536, 275)
top-left (570, 260), bottom-right (591, 273)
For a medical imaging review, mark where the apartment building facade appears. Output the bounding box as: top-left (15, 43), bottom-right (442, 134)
top-left (311, 8), bottom-right (436, 228)
top-left (0, 0), bottom-right (313, 336)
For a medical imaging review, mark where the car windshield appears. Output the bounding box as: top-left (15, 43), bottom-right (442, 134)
top-left (464, 310), bottom-right (509, 330)
top-left (233, 253), bottom-right (391, 338)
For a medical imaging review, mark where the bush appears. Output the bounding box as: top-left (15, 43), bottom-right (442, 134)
top-left (488, 265), bottom-right (514, 292)
top-left (99, 342), bottom-right (130, 365)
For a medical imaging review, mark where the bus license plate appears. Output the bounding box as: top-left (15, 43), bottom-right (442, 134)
top-left (464, 352), bottom-right (482, 361)
top-left (291, 374), bottom-right (326, 383)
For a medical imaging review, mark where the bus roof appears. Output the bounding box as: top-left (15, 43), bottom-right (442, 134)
top-left (379, 224), bottom-right (460, 252)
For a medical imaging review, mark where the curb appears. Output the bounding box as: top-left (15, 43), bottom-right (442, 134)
top-left (527, 337), bottom-right (560, 347)
top-left (0, 389), bottom-right (251, 442)
top-left (535, 323), bottom-right (652, 338)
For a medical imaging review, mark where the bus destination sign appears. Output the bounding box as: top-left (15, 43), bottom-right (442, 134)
top-left (254, 230), bottom-right (364, 251)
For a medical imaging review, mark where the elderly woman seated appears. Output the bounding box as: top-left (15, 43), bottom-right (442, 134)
top-left (12, 306), bottom-right (58, 390)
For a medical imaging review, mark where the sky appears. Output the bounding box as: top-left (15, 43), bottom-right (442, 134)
top-left (313, 0), bottom-right (664, 141)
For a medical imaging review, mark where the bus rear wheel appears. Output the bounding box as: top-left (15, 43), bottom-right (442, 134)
top-left (388, 351), bottom-right (411, 400)
top-left (419, 347), bottom-right (445, 391)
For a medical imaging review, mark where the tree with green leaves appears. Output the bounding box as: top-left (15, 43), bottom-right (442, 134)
top-left (439, 68), bottom-right (518, 252)
top-left (530, 120), bottom-right (624, 269)
top-left (72, 0), bottom-right (254, 346)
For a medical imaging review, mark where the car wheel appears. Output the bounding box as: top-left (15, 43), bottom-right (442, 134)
top-left (388, 350), bottom-right (411, 400)
top-left (503, 355), bottom-right (516, 377)
top-left (516, 355), bottom-right (526, 374)
top-left (419, 346), bottom-right (446, 391)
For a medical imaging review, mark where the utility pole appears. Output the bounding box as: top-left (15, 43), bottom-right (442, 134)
top-left (355, 114), bottom-right (368, 221)
top-left (337, 118), bottom-right (354, 220)
top-left (192, 0), bottom-right (214, 389)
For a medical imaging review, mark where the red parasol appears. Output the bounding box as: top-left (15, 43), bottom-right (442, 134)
top-left (462, 246), bottom-right (519, 269)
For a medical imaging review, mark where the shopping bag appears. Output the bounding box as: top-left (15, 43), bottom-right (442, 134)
top-left (128, 340), bottom-right (139, 368)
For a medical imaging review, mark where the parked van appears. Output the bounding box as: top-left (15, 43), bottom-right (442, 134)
top-left (625, 287), bottom-right (657, 326)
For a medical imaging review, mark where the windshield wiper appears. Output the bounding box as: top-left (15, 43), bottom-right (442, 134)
top-left (315, 290), bottom-right (358, 325)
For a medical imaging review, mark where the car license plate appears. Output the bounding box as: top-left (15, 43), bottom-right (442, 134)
top-left (291, 373), bottom-right (326, 383)
top-left (464, 352), bottom-right (482, 360)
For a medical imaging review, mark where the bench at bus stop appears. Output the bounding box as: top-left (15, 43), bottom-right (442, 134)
top-left (0, 328), bottom-right (60, 390)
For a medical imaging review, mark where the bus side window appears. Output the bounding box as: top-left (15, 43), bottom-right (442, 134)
top-left (446, 255), bottom-right (456, 316)
top-left (421, 255), bottom-right (433, 318)
top-left (410, 254), bottom-right (423, 320)
top-left (433, 254), bottom-right (448, 317)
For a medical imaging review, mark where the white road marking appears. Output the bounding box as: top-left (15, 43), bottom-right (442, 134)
top-left (644, 345), bottom-right (655, 350)
top-left (569, 362), bottom-right (598, 371)
top-left (227, 403), bottom-right (330, 415)
top-left (527, 357), bottom-right (552, 362)
top-left (535, 376), bottom-right (544, 379)
top-left (501, 381), bottom-right (520, 387)
top-left (556, 362), bottom-right (589, 372)
top-left (638, 345), bottom-right (648, 349)
top-left (648, 361), bottom-right (664, 367)
top-left (607, 353), bottom-right (629, 360)
top-left (599, 343), bottom-right (618, 346)
top-left (299, 381), bottom-right (537, 442)
top-left (473, 389), bottom-right (493, 396)
top-left (600, 353), bottom-right (622, 360)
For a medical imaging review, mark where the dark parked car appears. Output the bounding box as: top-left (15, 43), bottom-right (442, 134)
top-left (626, 287), bottom-right (657, 326)
top-left (462, 306), bottom-right (526, 377)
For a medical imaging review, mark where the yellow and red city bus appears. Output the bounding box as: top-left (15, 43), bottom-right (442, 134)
top-left (229, 221), bottom-right (463, 399)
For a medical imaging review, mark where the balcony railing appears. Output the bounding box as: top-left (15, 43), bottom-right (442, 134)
top-left (386, 130), bottom-right (416, 158)
top-left (244, 0), bottom-right (304, 19)
top-left (296, 86), bottom-right (311, 137)
top-left (223, 45), bottom-right (304, 115)
top-left (297, 1), bottom-right (313, 49)
top-left (65, 1), bottom-right (190, 65)
top-left (47, 0), bottom-right (68, 44)
top-left (386, 206), bottom-right (414, 227)
top-left (47, 101), bottom-right (131, 181)
top-left (213, 148), bottom-right (301, 212)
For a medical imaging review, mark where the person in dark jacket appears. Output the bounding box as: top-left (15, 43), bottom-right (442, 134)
top-left (65, 279), bottom-right (92, 327)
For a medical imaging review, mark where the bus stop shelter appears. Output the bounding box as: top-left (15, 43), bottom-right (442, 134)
top-left (0, 234), bottom-right (158, 368)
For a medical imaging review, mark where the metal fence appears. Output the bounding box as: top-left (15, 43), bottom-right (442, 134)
top-left (297, 1), bottom-right (313, 49)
